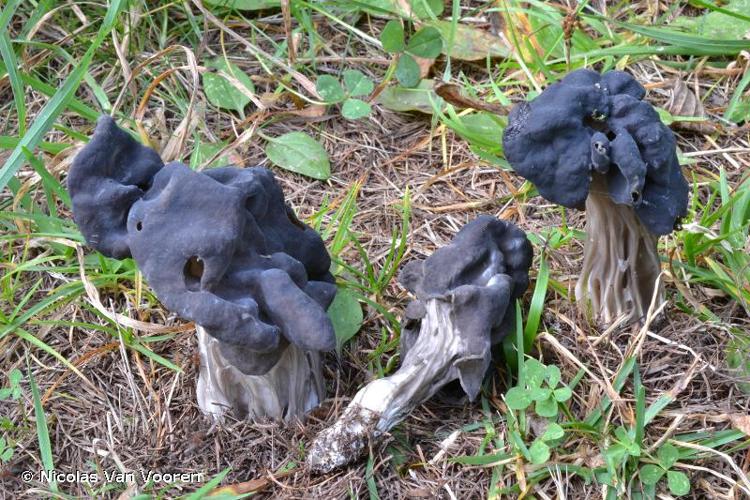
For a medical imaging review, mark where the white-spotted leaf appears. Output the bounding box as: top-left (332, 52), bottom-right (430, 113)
top-left (343, 69), bottom-right (374, 97)
top-left (341, 99), bottom-right (372, 120)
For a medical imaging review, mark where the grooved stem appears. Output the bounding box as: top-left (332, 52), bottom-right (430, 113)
top-left (196, 326), bottom-right (325, 421)
top-left (307, 300), bottom-right (471, 473)
top-left (575, 175), bottom-right (663, 326)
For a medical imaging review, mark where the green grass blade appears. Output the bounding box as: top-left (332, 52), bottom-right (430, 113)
top-left (0, 0), bottom-right (21, 33)
top-left (0, 33), bottom-right (26, 134)
top-left (184, 467), bottom-right (231, 499)
top-left (609, 18), bottom-right (750, 55)
top-left (524, 251), bottom-right (549, 351)
top-left (0, 0), bottom-right (125, 191)
top-left (27, 356), bottom-right (58, 492)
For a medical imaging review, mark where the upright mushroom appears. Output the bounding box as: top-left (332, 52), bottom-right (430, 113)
top-left (307, 216), bottom-right (532, 472)
top-left (68, 116), bottom-right (337, 421)
top-left (502, 69), bottom-right (688, 326)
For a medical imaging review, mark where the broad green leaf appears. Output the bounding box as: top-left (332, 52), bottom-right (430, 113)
top-left (672, 0), bottom-right (750, 40)
top-left (410, 0), bottom-right (443, 18)
top-left (353, 0), bottom-right (442, 19)
top-left (541, 422), bottom-right (564, 441)
top-left (341, 99), bottom-right (372, 120)
top-left (535, 395), bottom-right (558, 418)
top-left (190, 141), bottom-right (231, 169)
top-left (377, 80), bottom-right (439, 114)
top-left (524, 358), bottom-right (546, 388)
top-left (529, 439), bottom-right (550, 464)
top-left (406, 26), bottom-right (443, 58)
top-left (657, 443), bottom-right (679, 469)
top-left (203, 57), bottom-right (256, 113)
top-left (203, 0), bottom-right (280, 10)
top-left (427, 20), bottom-right (509, 60)
top-left (553, 386), bottom-right (572, 402)
top-left (639, 464), bottom-right (665, 485)
top-left (381, 20), bottom-right (406, 53)
top-left (395, 54), bottom-right (421, 87)
top-left (667, 470), bottom-right (690, 496)
top-left (605, 443), bottom-right (628, 465)
top-left (265, 132), bottom-right (331, 180)
top-left (546, 364), bottom-right (561, 388)
top-left (327, 288), bottom-right (364, 351)
top-left (504, 386), bottom-right (532, 410)
top-left (448, 111), bottom-right (505, 154)
top-left (316, 74), bottom-right (345, 103)
top-left (528, 387), bottom-right (552, 401)
top-left (343, 70), bottom-right (374, 97)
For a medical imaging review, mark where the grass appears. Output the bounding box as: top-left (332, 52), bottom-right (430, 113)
top-left (1, 0), bottom-right (749, 498)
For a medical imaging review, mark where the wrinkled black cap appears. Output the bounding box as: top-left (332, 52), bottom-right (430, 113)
top-left (398, 216), bottom-right (533, 399)
top-left (502, 69), bottom-right (688, 235)
top-left (68, 116), bottom-right (336, 373)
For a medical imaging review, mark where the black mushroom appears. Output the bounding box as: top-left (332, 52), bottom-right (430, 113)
top-left (307, 216), bottom-right (532, 473)
top-left (502, 69), bottom-right (689, 326)
top-left (68, 116), bottom-right (337, 419)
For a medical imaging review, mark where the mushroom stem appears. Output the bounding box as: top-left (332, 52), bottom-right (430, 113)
top-left (196, 326), bottom-right (325, 421)
top-left (307, 299), bottom-right (467, 473)
top-left (575, 174), bottom-right (663, 326)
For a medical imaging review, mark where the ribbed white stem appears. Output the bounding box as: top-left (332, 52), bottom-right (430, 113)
top-left (307, 299), bottom-right (477, 473)
top-left (196, 326), bottom-right (325, 421)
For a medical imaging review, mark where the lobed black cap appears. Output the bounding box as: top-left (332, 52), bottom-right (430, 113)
top-left (68, 116), bottom-right (336, 373)
top-left (398, 215), bottom-right (533, 400)
top-left (502, 69), bottom-right (689, 235)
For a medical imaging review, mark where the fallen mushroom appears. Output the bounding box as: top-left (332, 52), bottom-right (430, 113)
top-left (502, 69), bottom-right (689, 326)
top-left (307, 216), bottom-right (532, 473)
top-left (68, 116), bottom-right (337, 420)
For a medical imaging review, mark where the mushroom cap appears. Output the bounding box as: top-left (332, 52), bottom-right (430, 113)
top-left (67, 116), bottom-right (164, 258)
top-left (502, 69), bottom-right (689, 235)
top-left (68, 117), bottom-right (336, 373)
top-left (398, 215), bottom-right (533, 399)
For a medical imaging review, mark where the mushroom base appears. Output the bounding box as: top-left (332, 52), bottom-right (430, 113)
top-left (307, 299), bottom-right (478, 473)
top-left (575, 180), bottom-right (663, 327)
top-left (196, 326), bottom-right (325, 421)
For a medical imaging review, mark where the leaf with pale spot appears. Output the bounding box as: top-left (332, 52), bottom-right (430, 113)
top-left (342, 99), bottom-right (372, 120)
top-left (639, 464), bottom-right (665, 486)
top-left (343, 70), bottom-right (374, 97)
top-left (667, 470), bottom-right (690, 496)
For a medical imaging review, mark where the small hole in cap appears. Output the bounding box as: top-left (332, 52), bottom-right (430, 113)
top-left (184, 256), bottom-right (204, 291)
